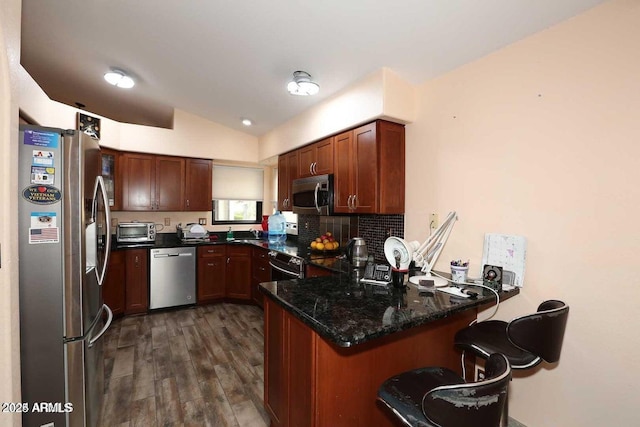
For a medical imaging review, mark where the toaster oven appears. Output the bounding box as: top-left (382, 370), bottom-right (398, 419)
top-left (116, 222), bottom-right (156, 243)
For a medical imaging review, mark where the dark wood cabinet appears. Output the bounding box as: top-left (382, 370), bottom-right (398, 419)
top-left (121, 152), bottom-right (155, 211)
top-left (334, 120), bottom-right (405, 214)
top-left (298, 137), bottom-right (334, 178)
top-left (277, 151), bottom-right (298, 211)
top-left (197, 246), bottom-right (226, 304)
top-left (101, 148), bottom-right (121, 211)
top-left (251, 246), bottom-right (270, 307)
top-left (121, 152), bottom-right (212, 212)
top-left (185, 158), bottom-right (212, 211)
top-left (197, 244), bottom-right (252, 304)
top-left (226, 245), bottom-right (252, 300)
top-left (103, 250), bottom-right (125, 316)
top-left (124, 249), bottom-right (148, 314)
top-left (155, 156), bottom-right (185, 211)
top-left (264, 299), bottom-right (314, 427)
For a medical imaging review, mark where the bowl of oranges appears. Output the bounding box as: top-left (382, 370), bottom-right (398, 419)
top-left (310, 232), bottom-right (340, 252)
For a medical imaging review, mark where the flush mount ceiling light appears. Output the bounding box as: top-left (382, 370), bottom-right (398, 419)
top-left (104, 69), bottom-right (135, 89)
top-left (287, 71), bottom-right (319, 96)
top-left (241, 118), bottom-right (252, 126)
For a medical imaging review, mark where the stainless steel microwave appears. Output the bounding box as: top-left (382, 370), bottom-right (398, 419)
top-left (292, 174), bottom-right (334, 215)
top-left (116, 221), bottom-right (156, 243)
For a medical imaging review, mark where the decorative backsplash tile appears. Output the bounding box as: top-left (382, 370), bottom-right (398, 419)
top-left (297, 214), bottom-right (404, 262)
top-left (358, 214), bottom-right (405, 262)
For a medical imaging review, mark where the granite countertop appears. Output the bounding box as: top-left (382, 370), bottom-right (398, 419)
top-left (259, 274), bottom-right (519, 348)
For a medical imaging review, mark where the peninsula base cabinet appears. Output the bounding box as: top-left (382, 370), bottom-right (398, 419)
top-left (263, 298), bottom-right (476, 427)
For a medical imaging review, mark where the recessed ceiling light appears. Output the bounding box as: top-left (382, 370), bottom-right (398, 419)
top-left (241, 119), bottom-right (252, 126)
top-left (287, 71), bottom-right (319, 96)
top-left (104, 69), bottom-right (135, 89)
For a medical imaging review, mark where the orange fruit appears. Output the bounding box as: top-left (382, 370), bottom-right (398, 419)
top-left (316, 242), bottom-right (325, 251)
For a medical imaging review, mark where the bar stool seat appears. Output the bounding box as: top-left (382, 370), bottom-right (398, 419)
top-left (377, 353), bottom-right (511, 427)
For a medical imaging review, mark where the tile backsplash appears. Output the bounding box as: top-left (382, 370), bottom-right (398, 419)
top-left (298, 214), bottom-right (404, 262)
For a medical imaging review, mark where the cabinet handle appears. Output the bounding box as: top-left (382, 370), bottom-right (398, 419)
top-left (347, 195), bottom-right (353, 209)
top-left (309, 163), bottom-right (313, 175)
top-left (312, 162), bottom-right (317, 175)
top-left (227, 257), bottom-right (230, 264)
top-left (207, 249), bottom-right (214, 253)
top-left (259, 266), bottom-right (265, 271)
top-left (186, 199), bottom-right (190, 208)
top-left (135, 255), bottom-right (139, 266)
top-left (352, 194), bottom-right (357, 210)
top-left (207, 262), bottom-right (215, 267)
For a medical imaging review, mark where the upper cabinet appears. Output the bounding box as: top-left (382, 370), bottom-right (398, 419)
top-left (155, 156), bottom-right (185, 211)
top-left (101, 148), bottom-right (121, 211)
top-left (120, 151), bottom-right (212, 212)
top-left (298, 137), bottom-right (334, 178)
top-left (278, 120), bottom-right (405, 215)
top-left (185, 158), bottom-right (213, 211)
top-left (277, 151), bottom-right (298, 211)
top-left (334, 120), bottom-right (405, 214)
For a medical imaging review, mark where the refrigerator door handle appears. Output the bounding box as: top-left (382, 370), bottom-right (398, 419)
top-left (93, 176), bottom-right (112, 286)
top-left (89, 304), bottom-right (113, 348)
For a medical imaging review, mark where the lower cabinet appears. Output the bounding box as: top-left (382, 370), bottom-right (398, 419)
top-left (124, 249), bottom-right (149, 315)
top-left (264, 299), bottom-right (314, 427)
top-left (197, 246), bottom-right (227, 304)
top-left (104, 250), bottom-right (125, 316)
top-left (104, 249), bottom-right (148, 316)
top-left (197, 245), bottom-right (252, 304)
top-left (252, 247), bottom-right (271, 307)
top-left (226, 245), bottom-right (252, 300)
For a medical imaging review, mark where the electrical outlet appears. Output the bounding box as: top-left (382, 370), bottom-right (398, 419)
top-left (429, 213), bottom-right (438, 232)
top-left (198, 218), bottom-right (206, 225)
top-left (164, 218), bottom-right (171, 226)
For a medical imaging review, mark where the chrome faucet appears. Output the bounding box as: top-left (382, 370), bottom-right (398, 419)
top-left (249, 228), bottom-right (260, 239)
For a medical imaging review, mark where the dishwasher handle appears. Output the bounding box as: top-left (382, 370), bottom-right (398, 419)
top-left (154, 252), bottom-right (194, 258)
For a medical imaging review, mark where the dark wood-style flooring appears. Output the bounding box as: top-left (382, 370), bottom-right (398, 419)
top-left (99, 303), bottom-right (270, 427)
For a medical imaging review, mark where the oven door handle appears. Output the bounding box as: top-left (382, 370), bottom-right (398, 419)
top-left (269, 261), bottom-right (302, 279)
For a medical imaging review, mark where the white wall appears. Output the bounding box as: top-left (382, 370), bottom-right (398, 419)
top-left (258, 67), bottom-right (416, 160)
top-left (0, 0), bottom-right (23, 425)
top-left (405, 1), bottom-right (639, 425)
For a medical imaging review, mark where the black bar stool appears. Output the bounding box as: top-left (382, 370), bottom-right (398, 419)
top-left (454, 300), bottom-right (569, 425)
top-left (377, 353), bottom-right (511, 427)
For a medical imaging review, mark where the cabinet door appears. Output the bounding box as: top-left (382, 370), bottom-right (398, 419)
top-left (197, 257), bottom-right (226, 303)
top-left (277, 151), bottom-right (298, 211)
top-left (376, 121), bottom-right (406, 214)
top-left (314, 137), bottom-right (334, 175)
top-left (352, 122), bottom-right (378, 213)
top-left (121, 153), bottom-right (155, 211)
top-left (264, 300), bottom-right (288, 427)
top-left (101, 148), bottom-right (121, 211)
top-left (252, 247), bottom-right (270, 307)
top-left (155, 156), bottom-right (185, 211)
top-left (185, 158), bottom-right (212, 211)
top-left (297, 145), bottom-right (315, 178)
top-left (103, 250), bottom-right (125, 316)
top-left (125, 249), bottom-right (148, 314)
top-left (333, 130), bottom-right (353, 213)
top-left (226, 246), bottom-right (252, 300)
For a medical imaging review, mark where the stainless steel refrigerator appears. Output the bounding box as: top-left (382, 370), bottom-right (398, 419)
top-left (18, 125), bottom-right (113, 427)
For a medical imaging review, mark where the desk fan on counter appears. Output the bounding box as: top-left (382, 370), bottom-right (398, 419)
top-left (383, 211), bottom-right (457, 288)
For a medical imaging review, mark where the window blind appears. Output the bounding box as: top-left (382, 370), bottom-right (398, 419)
top-left (212, 165), bottom-right (264, 200)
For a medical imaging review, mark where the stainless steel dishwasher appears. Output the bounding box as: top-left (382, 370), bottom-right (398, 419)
top-left (149, 247), bottom-right (196, 309)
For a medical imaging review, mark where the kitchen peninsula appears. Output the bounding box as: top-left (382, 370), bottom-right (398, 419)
top-left (260, 276), bottom-right (518, 427)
